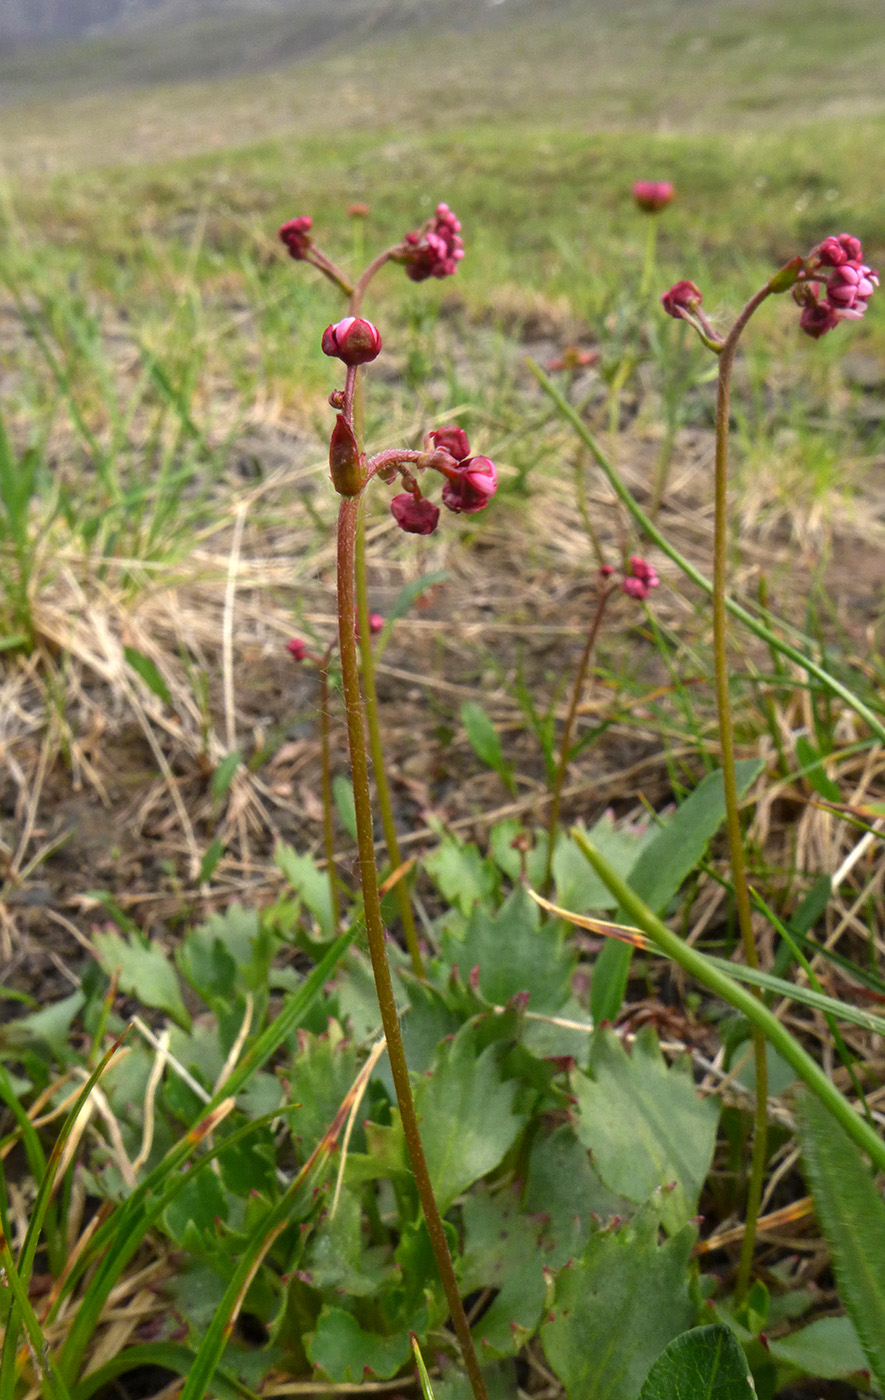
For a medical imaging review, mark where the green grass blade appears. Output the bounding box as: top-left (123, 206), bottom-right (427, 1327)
top-left (56, 933), bottom-right (353, 1379)
top-left (797, 1092), bottom-right (885, 1390)
top-left (568, 827), bottom-right (885, 1174)
top-left (0, 1232), bottom-right (73, 1400)
top-left (71, 1343), bottom-right (255, 1400)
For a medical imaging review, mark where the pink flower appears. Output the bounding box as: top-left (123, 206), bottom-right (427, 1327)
top-left (824, 261), bottom-right (878, 320)
top-left (369, 612), bottom-right (384, 634)
top-left (397, 203), bottom-right (465, 282)
top-left (287, 637), bottom-right (308, 661)
top-left (816, 233), bottom-right (863, 267)
top-left (430, 426), bottom-right (471, 461)
top-left (629, 555), bottom-right (659, 588)
top-left (622, 556), bottom-right (660, 601)
top-left (279, 216), bottom-right (313, 260)
top-left (441, 456), bottom-right (498, 515)
top-left (799, 300), bottom-right (841, 339)
top-left (632, 181), bottom-right (674, 213)
top-left (661, 280), bottom-right (703, 318)
top-left (391, 493), bottom-right (440, 535)
top-left (321, 317), bottom-right (382, 366)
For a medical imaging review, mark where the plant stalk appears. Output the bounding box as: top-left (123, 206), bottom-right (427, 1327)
top-left (336, 494), bottom-right (488, 1400)
top-left (711, 285), bottom-right (771, 1301)
top-left (318, 652), bottom-right (341, 929)
top-left (543, 585), bottom-right (611, 893)
top-left (529, 362), bottom-right (885, 744)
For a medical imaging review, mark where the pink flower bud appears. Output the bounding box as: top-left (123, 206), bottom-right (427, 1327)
top-left (600, 564), bottom-right (615, 578)
top-left (391, 493), bottom-right (440, 535)
top-left (816, 233), bottom-right (863, 267)
top-left (396, 203), bottom-right (465, 282)
top-left (661, 280), bottom-right (703, 318)
top-left (632, 180), bottom-right (674, 213)
top-left (279, 216), bottom-right (313, 260)
top-left (799, 300), bottom-right (841, 339)
top-left (622, 556), bottom-right (660, 601)
top-left (441, 456), bottom-right (498, 515)
top-left (369, 613), bottom-right (384, 634)
top-left (321, 317), bottom-right (382, 366)
top-left (628, 555), bottom-right (660, 589)
top-left (347, 202), bottom-right (370, 218)
top-left (622, 576), bottom-right (649, 601)
top-left (287, 638), bottom-right (308, 661)
top-left (430, 426), bottom-right (471, 461)
top-left (824, 261), bottom-right (878, 319)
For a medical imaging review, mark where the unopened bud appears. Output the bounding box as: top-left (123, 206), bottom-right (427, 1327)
top-left (329, 414), bottom-right (364, 496)
top-left (321, 317), bottom-right (382, 366)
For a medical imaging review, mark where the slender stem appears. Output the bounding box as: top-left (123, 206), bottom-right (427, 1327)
top-left (529, 362), bottom-right (885, 745)
top-left (543, 586), bottom-right (612, 893)
top-left (711, 285), bottom-right (771, 1300)
top-left (354, 514), bottom-right (425, 976)
top-left (570, 829), bottom-right (885, 1175)
top-left (337, 496), bottom-right (488, 1400)
top-left (318, 654), bottom-right (340, 930)
top-left (639, 218), bottom-right (658, 300)
top-left (348, 246), bottom-right (401, 317)
top-left (347, 355), bottom-right (425, 977)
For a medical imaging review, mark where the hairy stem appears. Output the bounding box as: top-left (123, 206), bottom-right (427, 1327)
top-left (318, 654), bottom-right (340, 929)
top-left (543, 586), bottom-right (611, 894)
top-left (713, 286), bottom-right (772, 1301)
top-left (337, 496), bottom-right (488, 1400)
top-left (354, 519), bottom-right (425, 975)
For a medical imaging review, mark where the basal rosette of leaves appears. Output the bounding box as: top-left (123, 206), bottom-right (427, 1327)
top-left (0, 812), bottom-right (872, 1400)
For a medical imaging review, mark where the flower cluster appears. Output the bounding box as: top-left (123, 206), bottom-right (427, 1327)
top-left (599, 556), bottom-right (660, 602)
top-left (796, 234), bottom-right (879, 339)
top-left (389, 426), bottom-right (499, 535)
top-left (632, 180), bottom-right (674, 214)
top-left (662, 233), bottom-right (877, 343)
top-left (279, 216), bottom-right (314, 260)
top-left (395, 203), bottom-right (465, 282)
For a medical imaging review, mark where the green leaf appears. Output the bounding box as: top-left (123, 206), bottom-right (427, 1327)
top-left (461, 702), bottom-right (516, 795)
top-left (308, 1307), bottom-right (412, 1382)
top-left (797, 1090), bottom-right (885, 1389)
top-left (460, 1189), bottom-right (548, 1357)
top-left (275, 841), bottom-right (336, 938)
top-left (1, 991), bottom-right (85, 1056)
top-left (332, 774), bottom-right (358, 841)
top-left (123, 646), bottom-right (173, 707)
top-left (541, 1207), bottom-right (697, 1400)
top-left (766, 1314), bottom-right (869, 1380)
top-left (92, 929), bottom-right (191, 1028)
top-left (198, 838), bottom-right (224, 884)
top-left (423, 834), bottom-right (498, 917)
top-left (795, 736), bottom-right (842, 803)
top-left (415, 1022), bottom-right (527, 1211)
top-left (639, 1325), bottom-right (753, 1400)
top-left (286, 1029), bottom-right (360, 1163)
top-left (212, 749), bottom-right (242, 799)
top-left (554, 813), bottom-right (656, 914)
top-left (524, 1126), bottom-right (626, 1266)
top-left (592, 760), bottom-right (764, 1024)
top-left (574, 1028), bottom-right (719, 1234)
top-left (443, 884), bottom-right (574, 1013)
